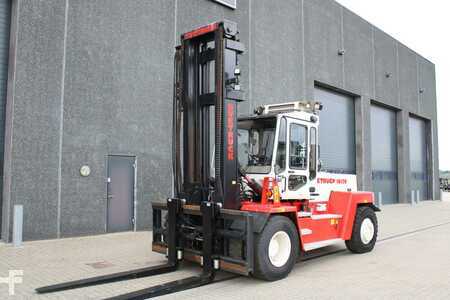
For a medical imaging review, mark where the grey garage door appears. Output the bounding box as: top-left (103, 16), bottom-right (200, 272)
top-left (314, 86), bottom-right (356, 174)
top-left (409, 117), bottom-right (429, 201)
top-left (370, 105), bottom-right (398, 205)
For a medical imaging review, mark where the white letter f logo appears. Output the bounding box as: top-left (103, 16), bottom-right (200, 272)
top-left (0, 270), bottom-right (23, 295)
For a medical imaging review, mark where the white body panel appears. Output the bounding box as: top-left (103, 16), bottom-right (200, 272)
top-left (311, 172), bottom-right (357, 201)
top-left (240, 105), bottom-right (358, 202)
top-left (246, 172), bottom-right (357, 202)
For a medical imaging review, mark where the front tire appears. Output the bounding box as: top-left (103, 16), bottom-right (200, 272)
top-left (345, 206), bottom-right (378, 253)
top-left (253, 216), bottom-right (299, 281)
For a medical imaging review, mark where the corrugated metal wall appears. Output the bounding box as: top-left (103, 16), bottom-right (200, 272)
top-left (409, 116), bottom-right (429, 201)
top-left (371, 105), bottom-right (398, 204)
top-left (314, 86), bottom-right (356, 174)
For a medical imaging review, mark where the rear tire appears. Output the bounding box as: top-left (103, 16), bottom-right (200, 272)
top-left (253, 216), bottom-right (299, 281)
top-left (345, 206), bottom-right (378, 253)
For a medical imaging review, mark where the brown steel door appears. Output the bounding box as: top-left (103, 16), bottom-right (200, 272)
top-left (107, 155), bottom-right (135, 232)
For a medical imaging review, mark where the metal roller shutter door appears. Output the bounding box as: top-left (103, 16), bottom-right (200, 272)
top-left (314, 86), bottom-right (356, 174)
top-left (370, 105), bottom-right (398, 205)
top-left (409, 117), bottom-right (429, 201)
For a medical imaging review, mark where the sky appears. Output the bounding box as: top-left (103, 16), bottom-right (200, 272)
top-left (335, 0), bottom-right (449, 170)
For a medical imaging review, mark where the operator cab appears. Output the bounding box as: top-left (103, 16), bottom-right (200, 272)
top-left (238, 101), bottom-right (326, 201)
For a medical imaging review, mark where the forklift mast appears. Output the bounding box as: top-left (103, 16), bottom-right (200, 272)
top-left (173, 21), bottom-right (245, 209)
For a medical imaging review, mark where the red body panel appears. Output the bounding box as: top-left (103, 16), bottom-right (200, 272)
top-left (327, 191), bottom-right (375, 240)
top-left (297, 217), bottom-right (340, 245)
top-left (240, 190), bottom-right (375, 252)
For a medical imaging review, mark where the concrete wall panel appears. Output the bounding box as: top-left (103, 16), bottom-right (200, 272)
top-left (397, 110), bottom-right (411, 203)
top-left (418, 57), bottom-right (436, 119)
top-left (0, 0), bottom-right (11, 236)
top-left (373, 28), bottom-right (398, 106)
top-left (304, 0), bottom-right (342, 91)
top-left (431, 120), bottom-right (440, 199)
top-left (398, 44), bottom-right (419, 113)
top-left (355, 97), bottom-right (372, 191)
top-left (342, 8), bottom-right (373, 96)
top-left (4, 0), bottom-right (67, 240)
top-left (59, 0), bottom-right (175, 237)
top-left (250, 0), bottom-right (302, 109)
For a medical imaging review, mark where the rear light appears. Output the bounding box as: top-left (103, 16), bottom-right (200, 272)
top-left (273, 186), bottom-right (281, 205)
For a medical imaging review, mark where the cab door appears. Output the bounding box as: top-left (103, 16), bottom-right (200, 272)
top-left (283, 118), bottom-right (311, 199)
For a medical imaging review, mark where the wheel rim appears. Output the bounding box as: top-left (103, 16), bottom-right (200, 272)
top-left (360, 218), bottom-right (375, 244)
top-left (268, 231), bottom-right (291, 267)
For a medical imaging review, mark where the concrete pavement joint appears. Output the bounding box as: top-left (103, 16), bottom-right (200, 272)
top-left (301, 219), bottom-right (450, 262)
top-left (208, 219), bottom-right (450, 293)
top-left (378, 220), bottom-right (450, 244)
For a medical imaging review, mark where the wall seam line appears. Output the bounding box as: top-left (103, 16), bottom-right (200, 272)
top-left (173, 0), bottom-right (178, 48)
top-left (301, 0), bottom-right (306, 99)
top-left (371, 26), bottom-right (376, 98)
top-left (169, 0), bottom-right (178, 204)
top-left (248, 0), bottom-right (252, 113)
top-left (57, 0), bottom-right (70, 239)
top-left (395, 41), bottom-right (400, 107)
top-left (340, 6), bottom-right (345, 89)
top-left (2, 0), bottom-right (20, 242)
top-left (416, 55), bottom-right (420, 114)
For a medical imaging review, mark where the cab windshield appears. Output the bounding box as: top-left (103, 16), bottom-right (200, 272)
top-left (238, 117), bottom-right (276, 174)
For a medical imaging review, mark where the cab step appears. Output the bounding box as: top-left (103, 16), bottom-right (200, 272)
top-left (310, 214), bottom-right (342, 220)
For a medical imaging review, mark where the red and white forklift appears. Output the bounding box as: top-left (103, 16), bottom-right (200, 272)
top-left (37, 21), bottom-right (379, 299)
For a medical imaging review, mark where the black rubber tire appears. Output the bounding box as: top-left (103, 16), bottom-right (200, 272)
top-left (253, 216), bottom-right (299, 281)
top-left (345, 206), bottom-right (378, 253)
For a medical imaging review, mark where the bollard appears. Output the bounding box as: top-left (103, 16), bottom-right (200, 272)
top-left (416, 190), bottom-right (420, 203)
top-left (377, 192), bottom-right (383, 207)
top-left (411, 190), bottom-right (415, 205)
top-left (13, 205), bottom-right (23, 247)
